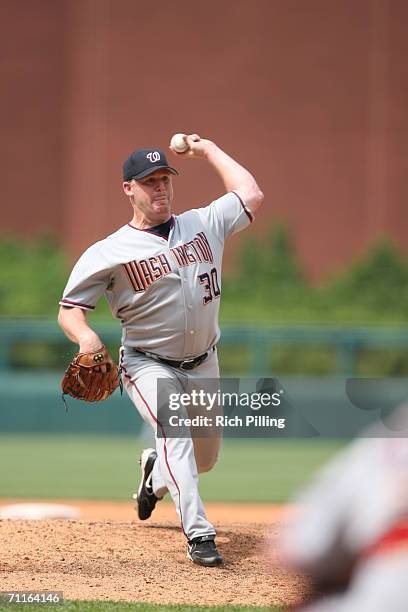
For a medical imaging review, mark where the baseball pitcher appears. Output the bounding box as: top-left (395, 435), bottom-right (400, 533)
top-left (58, 134), bottom-right (263, 566)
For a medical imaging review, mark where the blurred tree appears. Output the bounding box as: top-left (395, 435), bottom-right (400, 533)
top-left (2, 231), bottom-right (408, 325)
top-left (323, 240), bottom-right (408, 317)
top-left (0, 235), bottom-right (67, 316)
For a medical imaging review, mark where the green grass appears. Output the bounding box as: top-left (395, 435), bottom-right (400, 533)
top-left (0, 604), bottom-right (286, 612)
top-left (0, 602), bottom-right (286, 612)
top-left (0, 435), bottom-right (343, 502)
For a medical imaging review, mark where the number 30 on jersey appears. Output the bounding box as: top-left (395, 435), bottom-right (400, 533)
top-left (198, 267), bottom-right (221, 305)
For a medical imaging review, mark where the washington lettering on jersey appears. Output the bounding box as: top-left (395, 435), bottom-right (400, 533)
top-left (123, 232), bottom-right (214, 293)
top-left (123, 253), bottom-right (172, 292)
top-left (170, 232), bottom-right (214, 267)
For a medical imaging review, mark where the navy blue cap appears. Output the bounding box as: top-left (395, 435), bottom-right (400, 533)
top-left (123, 148), bottom-right (178, 181)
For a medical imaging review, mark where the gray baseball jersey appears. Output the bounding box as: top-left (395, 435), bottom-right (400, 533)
top-left (60, 191), bottom-right (253, 358)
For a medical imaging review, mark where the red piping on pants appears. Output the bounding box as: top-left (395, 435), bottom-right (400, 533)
top-left (119, 349), bottom-right (187, 538)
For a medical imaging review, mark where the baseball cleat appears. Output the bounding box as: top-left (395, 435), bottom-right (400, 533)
top-left (133, 448), bottom-right (160, 520)
top-left (187, 535), bottom-right (223, 567)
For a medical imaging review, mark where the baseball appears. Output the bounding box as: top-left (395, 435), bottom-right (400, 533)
top-left (170, 133), bottom-right (189, 153)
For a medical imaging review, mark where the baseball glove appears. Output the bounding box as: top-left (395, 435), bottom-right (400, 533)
top-left (61, 346), bottom-right (121, 404)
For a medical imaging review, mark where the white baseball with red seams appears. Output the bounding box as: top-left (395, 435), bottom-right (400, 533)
top-left (170, 133), bottom-right (189, 153)
top-left (60, 190), bottom-right (254, 540)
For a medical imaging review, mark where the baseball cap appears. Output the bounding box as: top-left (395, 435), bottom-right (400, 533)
top-left (123, 148), bottom-right (179, 181)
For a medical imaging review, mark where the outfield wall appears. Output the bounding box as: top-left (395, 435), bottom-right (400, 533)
top-left (2, 372), bottom-right (406, 438)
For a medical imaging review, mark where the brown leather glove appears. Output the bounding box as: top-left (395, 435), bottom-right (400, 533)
top-left (61, 346), bottom-right (121, 403)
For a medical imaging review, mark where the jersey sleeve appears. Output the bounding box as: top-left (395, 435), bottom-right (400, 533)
top-left (59, 243), bottom-right (111, 311)
top-left (198, 191), bottom-right (254, 242)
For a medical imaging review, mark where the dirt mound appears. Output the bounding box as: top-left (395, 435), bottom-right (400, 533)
top-left (0, 515), bottom-right (305, 606)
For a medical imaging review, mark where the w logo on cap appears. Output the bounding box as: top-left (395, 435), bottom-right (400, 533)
top-left (123, 148), bottom-right (178, 181)
top-left (146, 151), bottom-right (160, 163)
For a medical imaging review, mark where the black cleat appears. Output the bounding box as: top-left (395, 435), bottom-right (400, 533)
top-left (187, 535), bottom-right (223, 567)
top-left (133, 448), bottom-right (160, 520)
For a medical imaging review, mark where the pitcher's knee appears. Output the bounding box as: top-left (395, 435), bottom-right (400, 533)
top-left (197, 452), bottom-right (219, 474)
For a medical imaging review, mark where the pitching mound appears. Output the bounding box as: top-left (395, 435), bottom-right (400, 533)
top-left (0, 503), bottom-right (305, 606)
